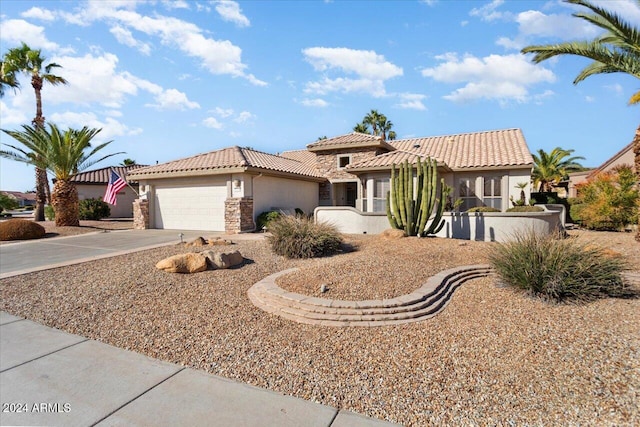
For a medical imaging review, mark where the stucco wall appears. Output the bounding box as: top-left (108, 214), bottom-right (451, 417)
top-left (253, 175), bottom-right (319, 218)
top-left (76, 184), bottom-right (138, 218)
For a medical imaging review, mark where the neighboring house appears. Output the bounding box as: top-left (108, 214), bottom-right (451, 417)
top-left (567, 140), bottom-right (635, 198)
top-left (69, 165), bottom-right (145, 218)
top-left (128, 128), bottom-right (534, 233)
top-left (0, 191), bottom-right (36, 207)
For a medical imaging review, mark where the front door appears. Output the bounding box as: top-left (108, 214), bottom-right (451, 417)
top-left (345, 182), bottom-right (357, 208)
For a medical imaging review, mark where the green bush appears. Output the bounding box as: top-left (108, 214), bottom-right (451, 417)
top-left (466, 206), bottom-right (500, 213)
top-left (0, 193), bottom-right (19, 212)
top-left (79, 198), bottom-right (111, 220)
top-left (256, 210), bottom-right (281, 231)
top-left (506, 206), bottom-right (544, 212)
top-left (45, 205), bottom-right (55, 221)
top-left (489, 230), bottom-right (630, 302)
top-left (267, 215), bottom-right (343, 259)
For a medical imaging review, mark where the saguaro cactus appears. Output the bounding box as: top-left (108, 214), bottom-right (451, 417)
top-left (385, 157), bottom-right (450, 236)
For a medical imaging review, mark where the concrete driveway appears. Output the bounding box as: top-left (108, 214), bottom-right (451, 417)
top-left (0, 229), bottom-right (264, 278)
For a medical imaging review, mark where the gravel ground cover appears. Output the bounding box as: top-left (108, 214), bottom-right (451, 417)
top-left (0, 219), bottom-right (132, 244)
top-left (1, 230), bottom-right (638, 426)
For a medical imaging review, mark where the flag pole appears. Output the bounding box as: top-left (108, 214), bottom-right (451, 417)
top-left (112, 167), bottom-right (140, 196)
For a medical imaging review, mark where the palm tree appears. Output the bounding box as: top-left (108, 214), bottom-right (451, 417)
top-left (355, 110), bottom-right (397, 140)
top-left (532, 148), bottom-right (585, 192)
top-left (120, 158), bottom-right (137, 166)
top-left (0, 61), bottom-right (19, 97)
top-left (363, 109), bottom-right (383, 136)
top-left (521, 0), bottom-right (640, 240)
top-left (1, 124), bottom-right (122, 226)
top-left (353, 122), bottom-right (369, 134)
top-left (2, 42), bottom-right (68, 221)
top-left (378, 116), bottom-right (397, 140)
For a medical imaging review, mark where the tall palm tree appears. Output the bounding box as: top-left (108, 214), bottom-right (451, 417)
top-left (2, 42), bottom-right (68, 221)
top-left (355, 110), bottom-right (397, 140)
top-left (353, 122), bottom-right (369, 133)
top-left (521, 0), bottom-right (640, 240)
top-left (532, 147), bottom-right (585, 192)
top-left (120, 158), bottom-right (137, 166)
top-left (1, 124), bottom-right (122, 226)
top-left (363, 109), bottom-right (383, 137)
top-left (378, 116), bottom-right (397, 140)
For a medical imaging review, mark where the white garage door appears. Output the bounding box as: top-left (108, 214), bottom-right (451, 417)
top-left (154, 182), bottom-right (227, 231)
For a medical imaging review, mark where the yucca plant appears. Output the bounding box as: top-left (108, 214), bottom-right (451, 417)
top-left (1, 124), bottom-right (122, 226)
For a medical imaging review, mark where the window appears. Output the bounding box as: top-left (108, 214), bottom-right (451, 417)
top-left (459, 178), bottom-right (476, 211)
top-left (337, 155), bottom-right (351, 169)
top-left (483, 176), bottom-right (502, 210)
top-left (373, 178), bottom-right (389, 212)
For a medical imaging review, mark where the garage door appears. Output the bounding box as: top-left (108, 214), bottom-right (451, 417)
top-left (154, 182), bottom-right (227, 231)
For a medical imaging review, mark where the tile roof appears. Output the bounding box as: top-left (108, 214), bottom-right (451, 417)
top-left (70, 165), bottom-right (147, 184)
top-left (306, 132), bottom-right (394, 151)
top-left (279, 149), bottom-right (318, 168)
top-left (128, 146), bottom-right (325, 180)
top-left (0, 191), bottom-right (36, 201)
top-left (346, 150), bottom-right (448, 171)
top-left (390, 128), bottom-right (533, 169)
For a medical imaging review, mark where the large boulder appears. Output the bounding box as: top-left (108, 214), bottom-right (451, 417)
top-left (156, 253), bottom-right (208, 273)
top-left (201, 250), bottom-right (244, 269)
top-left (0, 219), bottom-right (46, 241)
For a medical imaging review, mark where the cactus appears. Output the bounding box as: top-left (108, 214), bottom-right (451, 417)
top-left (385, 157), bottom-right (450, 236)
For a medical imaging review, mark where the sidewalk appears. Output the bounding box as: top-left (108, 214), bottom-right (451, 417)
top-left (0, 312), bottom-right (398, 426)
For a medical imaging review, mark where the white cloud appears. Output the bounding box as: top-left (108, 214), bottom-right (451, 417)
top-left (49, 111), bottom-right (143, 141)
top-left (162, 1), bottom-right (190, 10)
top-left (215, 1), bottom-right (250, 27)
top-left (21, 7), bottom-right (56, 21)
top-left (394, 93), bottom-right (427, 110)
top-left (234, 111), bottom-right (255, 123)
top-left (469, 0), bottom-right (508, 22)
top-left (420, 0), bottom-right (437, 6)
top-left (203, 117), bottom-right (223, 129)
top-left (0, 19), bottom-right (73, 54)
top-left (302, 47), bottom-right (402, 97)
top-left (300, 98), bottom-right (329, 107)
top-left (213, 107), bottom-right (234, 117)
top-left (57, 1), bottom-right (265, 85)
top-left (585, 95), bottom-right (595, 103)
top-left (146, 88), bottom-right (200, 110)
top-left (605, 83), bottom-right (624, 95)
top-left (421, 53), bottom-right (556, 103)
top-left (0, 100), bottom-right (28, 126)
top-left (109, 25), bottom-right (152, 55)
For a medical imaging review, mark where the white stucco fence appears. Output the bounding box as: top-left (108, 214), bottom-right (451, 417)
top-left (314, 205), bottom-right (565, 242)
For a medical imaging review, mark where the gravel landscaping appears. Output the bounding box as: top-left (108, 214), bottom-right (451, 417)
top-left (1, 230), bottom-right (638, 426)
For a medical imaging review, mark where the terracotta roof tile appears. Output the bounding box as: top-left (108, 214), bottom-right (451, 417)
top-left (306, 132), bottom-right (393, 151)
top-left (128, 146), bottom-right (325, 179)
top-left (280, 149), bottom-right (318, 168)
top-left (70, 165), bottom-right (147, 184)
top-left (346, 150), bottom-right (446, 171)
top-left (390, 128), bottom-right (532, 169)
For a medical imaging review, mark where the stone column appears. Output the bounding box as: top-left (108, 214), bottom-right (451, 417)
top-left (133, 199), bottom-right (149, 229)
top-left (225, 197), bottom-right (255, 233)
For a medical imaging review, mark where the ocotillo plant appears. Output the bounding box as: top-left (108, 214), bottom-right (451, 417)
top-left (385, 157), bottom-right (450, 236)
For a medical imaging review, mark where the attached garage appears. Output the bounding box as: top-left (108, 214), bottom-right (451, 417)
top-left (154, 180), bottom-right (227, 231)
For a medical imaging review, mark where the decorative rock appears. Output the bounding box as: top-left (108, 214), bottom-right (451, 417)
top-left (186, 237), bottom-right (208, 246)
top-left (201, 250), bottom-right (244, 269)
top-left (207, 237), bottom-right (233, 246)
top-left (155, 253), bottom-right (208, 273)
top-left (380, 228), bottom-right (406, 239)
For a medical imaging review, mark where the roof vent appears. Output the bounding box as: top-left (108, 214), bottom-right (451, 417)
top-left (448, 137), bottom-right (454, 144)
top-left (413, 144), bottom-right (421, 149)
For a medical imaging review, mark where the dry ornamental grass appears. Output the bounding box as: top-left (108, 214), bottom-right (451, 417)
top-left (1, 230), bottom-right (639, 426)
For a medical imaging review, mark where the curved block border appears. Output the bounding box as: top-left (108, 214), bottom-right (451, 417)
top-left (248, 265), bottom-right (493, 327)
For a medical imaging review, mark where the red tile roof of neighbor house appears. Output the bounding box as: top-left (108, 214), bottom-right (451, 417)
top-left (306, 132), bottom-right (395, 151)
top-left (70, 165), bottom-right (147, 184)
top-left (0, 191), bottom-right (36, 201)
top-left (390, 128), bottom-right (533, 169)
top-left (128, 146), bottom-right (326, 180)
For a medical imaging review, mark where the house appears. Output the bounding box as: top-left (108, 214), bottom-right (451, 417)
top-left (0, 191), bottom-right (36, 207)
top-left (70, 165), bottom-right (145, 218)
top-left (128, 128), bottom-right (534, 233)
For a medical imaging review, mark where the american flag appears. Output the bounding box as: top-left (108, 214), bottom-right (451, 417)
top-left (103, 170), bottom-right (127, 205)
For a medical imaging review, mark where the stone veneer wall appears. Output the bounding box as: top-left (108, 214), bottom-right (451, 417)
top-left (314, 147), bottom-right (384, 180)
top-left (225, 197), bottom-right (255, 233)
top-left (133, 199), bottom-right (149, 229)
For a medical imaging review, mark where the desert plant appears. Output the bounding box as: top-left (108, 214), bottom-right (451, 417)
top-left (489, 230), bottom-right (630, 302)
top-left (267, 215), bottom-right (343, 259)
top-left (386, 158), bottom-right (450, 236)
top-left (0, 193), bottom-right (19, 212)
top-left (467, 206), bottom-right (501, 213)
top-left (506, 206), bottom-right (544, 213)
top-left (0, 218), bottom-right (45, 241)
top-left (256, 210), bottom-right (281, 231)
top-left (44, 204), bottom-right (54, 220)
top-left (78, 198), bottom-right (111, 220)
top-left (575, 165), bottom-right (639, 230)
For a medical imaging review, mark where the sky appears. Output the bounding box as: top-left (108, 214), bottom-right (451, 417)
top-left (1, 0), bottom-right (639, 192)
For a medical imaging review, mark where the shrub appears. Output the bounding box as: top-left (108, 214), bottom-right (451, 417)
top-left (79, 198), bottom-right (111, 220)
top-left (267, 215), bottom-right (343, 259)
top-left (489, 230), bottom-right (630, 302)
top-left (0, 219), bottom-right (46, 241)
top-left (574, 166), bottom-right (639, 231)
top-left (0, 193), bottom-right (19, 212)
top-left (466, 206), bottom-right (500, 213)
top-left (45, 205), bottom-right (55, 221)
top-left (256, 210), bottom-right (281, 231)
top-left (506, 206), bottom-right (544, 213)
